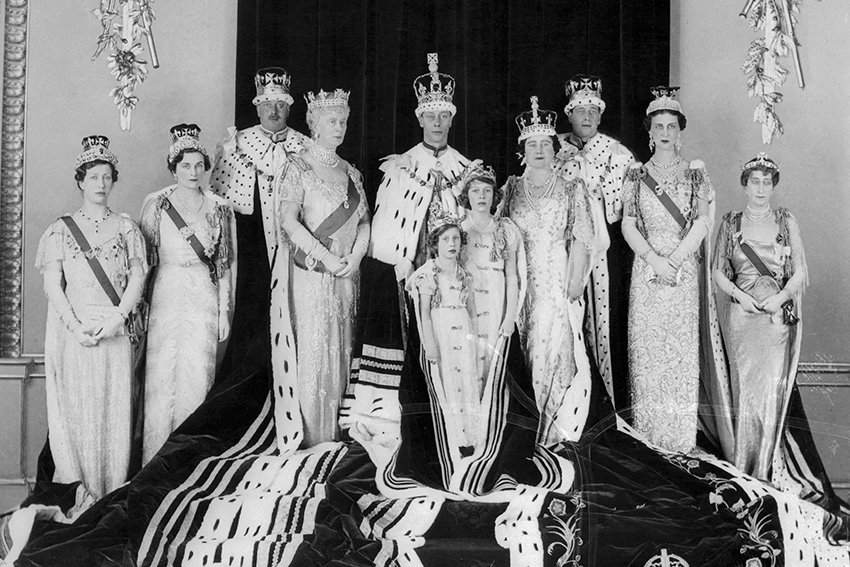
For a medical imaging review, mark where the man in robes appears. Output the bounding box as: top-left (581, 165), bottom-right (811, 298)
top-left (340, 53), bottom-right (472, 444)
top-left (557, 74), bottom-right (635, 417)
top-left (209, 67), bottom-right (306, 374)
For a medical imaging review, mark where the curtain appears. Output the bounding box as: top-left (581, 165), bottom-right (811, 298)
top-left (235, 0), bottom-right (670, 202)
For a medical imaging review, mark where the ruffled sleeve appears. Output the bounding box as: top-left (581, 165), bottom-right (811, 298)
top-left (120, 216), bottom-right (149, 274)
top-left (685, 160), bottom-right (715, 202)
top-left (35, 220), bottom-right (67, 272)
top-left (408, 261), bottom-right (438, 296)
top-left (278, 155), bottom-right (308, 206)
top-left (622, 163), bottom-right (644, 218)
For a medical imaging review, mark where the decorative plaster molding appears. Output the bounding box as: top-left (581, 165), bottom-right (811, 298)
top-left (0, 0), bottom-right (28, 357)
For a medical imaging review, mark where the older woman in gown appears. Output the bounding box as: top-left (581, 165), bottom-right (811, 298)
top-left (36, 136), bottom-right (147, 502)
top-left (501, 97), bottom-right (600, 445)
top-left (273, 89), bottom-right (370, 449)
top-left (712, 153), bottom-right (806, 479)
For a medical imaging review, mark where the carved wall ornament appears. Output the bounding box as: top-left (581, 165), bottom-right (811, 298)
top-left (91, 0), bottom-right (159, 131)
top-left (0, 0), bottom-right (28, 357)
top-left (739, 0), bottom-right (817, 145)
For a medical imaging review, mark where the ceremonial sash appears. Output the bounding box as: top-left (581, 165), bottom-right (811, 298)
top-left (642, 173), bottom-right (687, 231)
top-left (734, 214), bottom-right (798, 325)
top-left (293, 176), bottom-right (361, 272)
top-left (60, 215), bottom-right (149, 343)
top-left (162, 198), bottom-right (217, 283)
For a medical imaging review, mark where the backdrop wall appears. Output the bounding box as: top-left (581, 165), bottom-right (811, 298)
top-left (21, 1), bottom-right (237, 354)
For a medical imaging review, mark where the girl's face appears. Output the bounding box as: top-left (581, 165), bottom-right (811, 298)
top-left (744, 170), bottom-right (775, 209)
top-left (467, 180), bottom-right (494, 215)
top-left (436, 226), bottom-right (462, 261)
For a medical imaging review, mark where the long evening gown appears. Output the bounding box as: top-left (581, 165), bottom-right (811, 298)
top-left (271, 158), bottom-right (368, 448)
top-left (624, 162), bottom-right (713, 453)
top-left (140, 187), bottom-right (234, 464)
top-left (35, 215), bottom-right (147, 499)
top-left (505, 174), bottom-right (597, 445)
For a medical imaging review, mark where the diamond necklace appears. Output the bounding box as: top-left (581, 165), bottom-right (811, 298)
top-left (649, 155), bottom-right (682, 171)
top-left (309, 142), bottom-right (340, 168)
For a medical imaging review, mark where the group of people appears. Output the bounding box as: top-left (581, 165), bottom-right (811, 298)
top-left (35, 53), bottom-right (820, 517)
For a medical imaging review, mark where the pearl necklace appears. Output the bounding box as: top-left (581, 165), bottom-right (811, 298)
top-left (522, 172), bottom-right (556, 210)
top-left (745, 205), bottom-right (772, 223)
top-left (78, 208), bottom-right (112, 234)
top-left (310, 142), bottom-right (340, 168)
top-left (649, 155), bottom-right (682, 171)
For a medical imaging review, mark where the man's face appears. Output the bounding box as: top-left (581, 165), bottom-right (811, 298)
top-left (256, 100), bottom-right (290, 132)
top-left (418, 110), bottom-right (453, 147)
top-left (568, 104), bottom-right (601, 141)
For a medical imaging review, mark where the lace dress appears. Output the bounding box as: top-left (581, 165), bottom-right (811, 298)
top-left (140, 187), bottom-right (234, 464)
top-left (35, 216), bottom-right (147, 499)
top-left (273, 161), bottom-right (368, 448)
top-left (624, 163), bottom-right (714, 453)
top-left (505, 175), bottom-right (596, 445)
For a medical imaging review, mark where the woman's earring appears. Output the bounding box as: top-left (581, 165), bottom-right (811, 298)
top-left (675, 134), bottom-right (683, 154)
top-left (648, 134), bottom-right (655, 152)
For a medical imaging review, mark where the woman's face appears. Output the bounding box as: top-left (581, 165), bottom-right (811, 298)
top-left (649, 112), bottom-right (680, 153)
top-left (174, 151), bottom-right (207, 190)
top-left (314, 108), bottom-right (348, 149)
top-left (523, 135), bottom-right (555, 169)
top-left (467, 180), bottom-right (494, 215)
top-left (436, 226), bottom-right (462, 261)
top-left (744, 170), bottom-right (775, 209)
top-left (78, 163), bottom-right (114, 206)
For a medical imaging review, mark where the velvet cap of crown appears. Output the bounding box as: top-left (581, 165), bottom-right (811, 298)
top-left (516, 96), bottom-right (558, 142)
top-left (564, 74), bottom-right (606, 114)
top-left (413, 53), bottom-right (457, 117)
top-left (646, 86), bottom-right (683, 115)
top-left (741, 152), bottom-right (780, 173)
top-left (305, 89), bottom-right (350, 111)
top-left (168, 123), bottom-right (208, 161)
top-left (75, 135), bottom-right (118, 168)
top-left (253, 67), bottom-right (295, 107)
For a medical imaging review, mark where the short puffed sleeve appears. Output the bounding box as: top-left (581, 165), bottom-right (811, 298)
top-left (686, 160), bottom-right (715, 202)
top-left (278, 156), bottom-right (308, 206)
top-left (35, 220), bottom-right (67, 272)
top-left (119, 216), bottom-right (149, 273)
top-left (407, 261), bottom-right (438, 296)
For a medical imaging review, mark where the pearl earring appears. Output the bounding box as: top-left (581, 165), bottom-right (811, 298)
top-left (648, 134), bottom-right (655, 152)
top-left (675, 135), bottom-right (683, 154)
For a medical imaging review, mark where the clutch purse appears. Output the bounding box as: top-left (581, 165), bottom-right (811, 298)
top-left (749, 275), bottom-right (781, 303)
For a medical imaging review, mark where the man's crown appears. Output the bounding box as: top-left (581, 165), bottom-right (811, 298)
top-left (253, 67), bottom-right (295, 106)
top-left (516, 96), bottom-right (558, 141)
top-left (413, 53), bottom-right (457, 117)
top-left (564, 74), bottom-right (606, 114)
top-left (305, 89), bottom-right (350, 110)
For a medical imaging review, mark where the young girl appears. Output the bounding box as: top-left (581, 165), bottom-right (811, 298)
top-left (407, 211), bottom-right (480, 455)
top-left (458, 163), bottom-right (524, 380)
